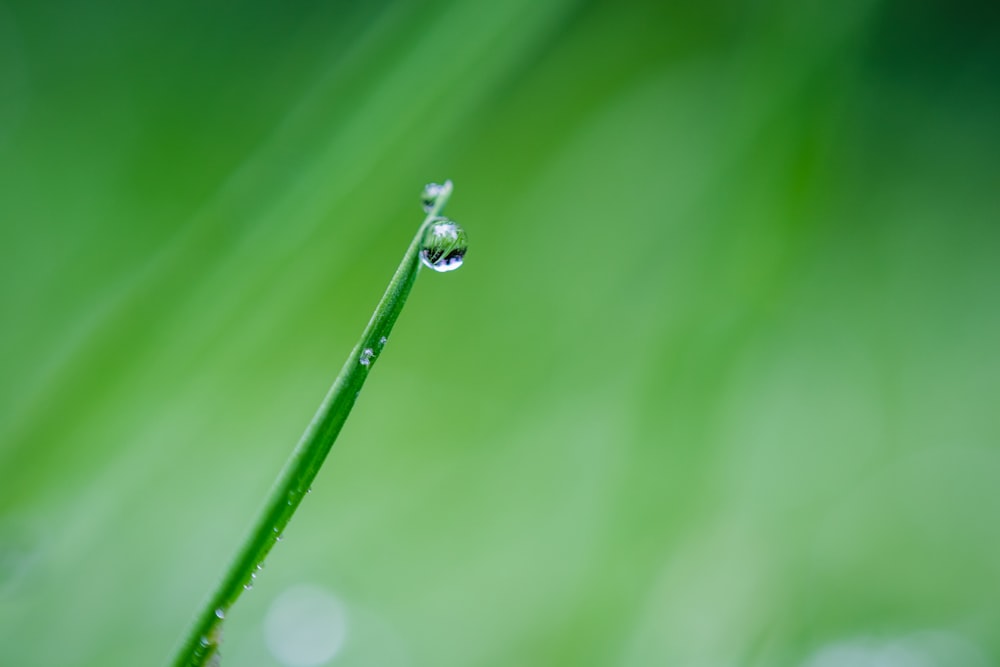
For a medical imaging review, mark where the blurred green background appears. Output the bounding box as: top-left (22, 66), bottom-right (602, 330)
top-left (2, 0), bottom-right (999, 665)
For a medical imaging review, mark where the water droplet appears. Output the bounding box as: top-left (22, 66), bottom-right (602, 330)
top-left (199, 636), bottom-right (210, 647)
top-left (378, 336), bottom-right (388, 347)
top-left (273, 527), bottom-right (279, 533)
top-left (244, 582), bottom-right (254, 591)
top-left (359, 348), bottom-right (375, 366)
top-left (421, 183), bottom-right (446, 212)
top-left (276, 534), bottom-right (283, 542)
top-left (256, 563), bottom-right (264, 572)
top-left (215, 608), bottom-right (225, 619)
top-left (420, 218), bottom-right (467, 272)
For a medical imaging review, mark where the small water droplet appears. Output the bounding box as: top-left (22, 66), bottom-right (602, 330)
top-left (215, 608), bottom-right (225, 619)
top-left (273, 527), bottom-right (279, 533)
top-left (199, 636), bottom-right (210, 647)
top-left (421, 182), bottom-right (446, 212)
top-left (256, 563), bottom-right (264, 572)
top-left (359, 348), bottom-right (375, 366)
top-left (420, 218), bottom-right (467, 272)
top-left (378, 336), bottom-right (388, 347)
top-left (276, 534), bottom-right (283, 542)
top-left (244, 582), bottom-right (254, 590)
top-left (251, 572), bottom-right (257, 580)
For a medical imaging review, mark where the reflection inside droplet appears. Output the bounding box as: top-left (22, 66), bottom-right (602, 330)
top-left (420, 218), bottom-right (467, 273)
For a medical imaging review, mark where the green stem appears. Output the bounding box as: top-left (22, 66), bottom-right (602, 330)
top-left (170, 180), bottom-right (453, 667)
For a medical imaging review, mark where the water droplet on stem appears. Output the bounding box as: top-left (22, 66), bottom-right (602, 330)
top-left (420, 218), bottom-right (467, 272)
top-left (421, 183), bottom-right (446, 212)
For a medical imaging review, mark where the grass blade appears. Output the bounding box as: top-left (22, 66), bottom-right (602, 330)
top-left (170, 180), bottom-right (455, 667)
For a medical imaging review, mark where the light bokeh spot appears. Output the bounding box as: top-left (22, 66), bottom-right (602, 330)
top-left (264, 585), bottom-right (348, 667)
top-left (802, 631), bottom-right (990, 667)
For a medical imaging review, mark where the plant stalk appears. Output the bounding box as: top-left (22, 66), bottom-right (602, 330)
top-left (170, 180), bottom-right (453, 667)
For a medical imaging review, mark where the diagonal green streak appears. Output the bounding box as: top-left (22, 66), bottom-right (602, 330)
top-left (170, 182), bottom-right (454, 667)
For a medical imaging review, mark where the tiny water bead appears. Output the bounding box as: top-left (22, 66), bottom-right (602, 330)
top-left (421, 182), bottom-right (446, 212)
top-left (420, 218), bottom-right (467, 273)
top-left (359, 348), bottom-right (375, 366)
top-left (215, 608), bottom-right (225, 620)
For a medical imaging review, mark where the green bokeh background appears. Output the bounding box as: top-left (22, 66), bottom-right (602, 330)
top-left (2, 0), bottom-right (999, 665)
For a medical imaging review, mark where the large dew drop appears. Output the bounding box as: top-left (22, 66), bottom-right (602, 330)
top-left (420, 218), bottom-right (467, 273)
